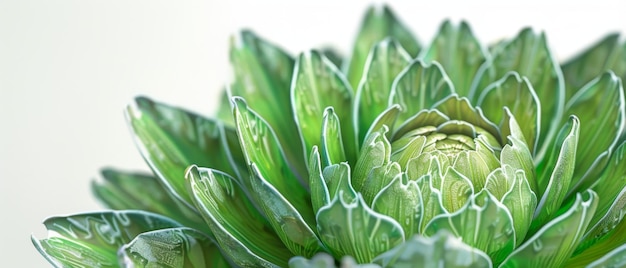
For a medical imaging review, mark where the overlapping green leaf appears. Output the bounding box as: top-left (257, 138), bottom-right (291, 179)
top-left (320, 107), bottom-right (347, 167)
top-left (585, 244), bottom-right (626, 268)
top-left (126, 97), bottom-right (243, 208)
top-left (232, 97), bottom-right (313, 218)
top-left (425, 191), bottom-right (515, 264)
top-left (390, 60), bottom-right (455, 124)
top-left (591, 141), bottom-right (626, 224)
top-left (354, 39), bottom-right (411, 142)
top-left (422, 20), bottom-right (487, 96)
top-left (473, 28), bottom-right (564, 161)
top-left (500, 190), bottom-right (598, 268)
top-left (249, 164), bottom-right (324, 258)
top-left (92, 169), bottom-right (211, 235)
top-left (32, 211), bottom-right (181, 268)
top-left (346, 5), bottom-right (421, 90)
top-left (371, 231), bottom-right (492, 268)
top-left (371, 175), bottom-right (423, 238)
top-left (228, 30), bottom-right (307, 179)
top-left (477, 72), bottom-right (541, 153)
top-left (561, 33), bottom-right (624, 100)
top-left (292, 51), bottom-right (356, 165)
top-left (186, 166), bottom-right (290, 267)
top-left (532, 116), bottom-right (579, 228)
top-left (564, 71), bottom-right (625, 196)
top-left (316, 194), bottom-right (405, 264)
top-left (118, 227), bottom-right (229, 268)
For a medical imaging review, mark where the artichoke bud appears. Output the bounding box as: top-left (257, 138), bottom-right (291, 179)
top-left (346, 94), bottom-right (538, 244)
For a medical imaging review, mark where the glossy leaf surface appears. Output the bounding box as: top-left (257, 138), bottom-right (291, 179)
top-left (32, 211), bottom-right (181, 268)
top-left (372, 231), bottom-right (492, 268)
top-left (292, 51), bottom-right (356, 165)
top-left (118, 227), bottom-right (229, 268)
top-left (186, 166), bottom-right (289, 267)
top-left (92, 168), bottom-right (211, 235)
top-left (126, 97), bottom-right (241, 208)
top-left (355, 39), bottom-right (411, 142)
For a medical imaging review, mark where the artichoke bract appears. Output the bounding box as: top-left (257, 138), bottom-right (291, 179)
top-left (33, 5), bottom-right (626, 268)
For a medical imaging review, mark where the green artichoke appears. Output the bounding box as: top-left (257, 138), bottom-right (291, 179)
top-left (33, 5), bottom-right (626, 268)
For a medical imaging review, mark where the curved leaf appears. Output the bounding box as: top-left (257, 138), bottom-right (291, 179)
top-left (499, 110), bottom-right (538, 195)
top-left (309, 147), bottom-right (331, 214)
top-left (389, 59), bottom-right (455, 124)
top-left (126, 96), bottom-right (243, 209)
top-left (371, 231), bottom-right (492, 268)
top-left (592, 141), bottom-right (626, 224)
top-left (371, 175), bottom-right (424, 238)
top-left (92, 169), bottom-right (211, 235)
top-left (477, 72), bottom-right (541, 153)
top-left (500, 190), bottom-right (598, 268)
top-left (292, 50), bottom-right (356, 166)
top-left (232, 97), bottom-right (313, 218)
top-left (565, 71), bottom-right (625, 196)
top-left (561, 33), bottom-right (622, 100)
top-left (228, 30), bottom-right (306, 180)
top-left (586, 244), bottom-right (626, 268)
top-left (118, 227), bottom-right (229, 268)
top-left (186, 166), bottom-right (289, 267)
top-left (320, 107), bottom-right (347, 167)
top-left (354, 39), bottom-right (411, 142)
top-left (422, 20), bottom-right (487, 96)
top-left (433, 96), bottom-right (502, 147)
top-left (425, 191), bottom-right (515, 264)
top-left (32, 211), bottom-right (181, 268)
top-left (249, 164), bottom-right (324, 258)
top-left (533, 116), bottom-right (579, 228)
top-left (346, 4), bottom-right (421, 90)
top-left (316, 194), bottom-right (405, 264)
top-left (473, 28), bottom-right (564, 162)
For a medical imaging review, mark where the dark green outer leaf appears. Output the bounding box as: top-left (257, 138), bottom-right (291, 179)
top-left (422, 20), bottom-right (487, 97)
top-left (565, 71), bottom-right (625, 196)
top-left (186, 166), bottom-right (289, 267)
top-left (389, 60), bottom-right (455, 124)
top-left (584, 244), bottom-right (626, 268)
top-left (354, 39), bottom-right (411, 143)
top-left (229, 30), bottom-right (308, 180)
top-left (372, 230), bottom-right (493, 268)
top-left (345, 5), bottom-right (421, 90)
top-left (591, 141), bottom-right (626, 225)
top-left (232, 97), bottom-right (314, 221)
top-left (92, 169), bottom-right (212, 236)
top-left (291, 51), bottom-right (356, 166)
top-left (473, 29), bottom-right (564, 163)
top-left (499, 190), bottom-right (598, 268)
top-left (566, 212), bottom-right (626, 267)
top-left (126, 96), bottom-right (241, 209)
top-left (561, 33), bottom-right (623, 101)
top-left (118, 227), bottom-right (229, 268)
top-left (32, 211), bottom-right (182, 268)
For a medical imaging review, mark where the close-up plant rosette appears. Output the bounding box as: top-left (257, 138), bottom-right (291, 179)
top-left (33, 5), bottom-right (626, 268)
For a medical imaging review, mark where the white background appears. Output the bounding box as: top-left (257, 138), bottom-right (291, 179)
top-left (1, 0), bottom-right (625, 266)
